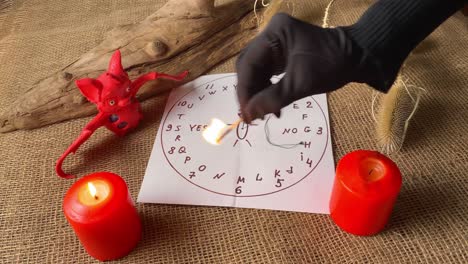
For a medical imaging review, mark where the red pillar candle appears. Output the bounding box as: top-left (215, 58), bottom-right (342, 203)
top-left (63, 172), bottom-right (141, 261)
top-left (329, 150), bottom-right (402, 236)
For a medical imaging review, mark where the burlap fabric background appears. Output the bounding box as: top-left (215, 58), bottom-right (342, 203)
top-left (0, 0), bottom-right (467, 263)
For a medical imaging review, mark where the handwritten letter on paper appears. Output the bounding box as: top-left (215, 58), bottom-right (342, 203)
top-left (138, 74), bottom-right (335, 214)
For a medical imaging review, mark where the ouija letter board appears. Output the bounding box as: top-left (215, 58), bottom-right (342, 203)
top-left (138, 74), bottom-right (335, 213)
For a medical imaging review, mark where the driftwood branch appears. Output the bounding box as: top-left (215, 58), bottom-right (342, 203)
top-left (0, 0), bottom-right (261, 132)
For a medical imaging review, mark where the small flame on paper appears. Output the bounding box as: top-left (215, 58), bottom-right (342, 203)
top-left (203, 118), bottom-right (227, 145)
top-left (87, 182), bottom-right (98, 199)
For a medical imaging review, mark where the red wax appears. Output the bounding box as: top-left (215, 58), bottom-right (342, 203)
top-left (330, 150), bottom-right (402, 236)
top-left (63, 172), bottom-right (141, 261)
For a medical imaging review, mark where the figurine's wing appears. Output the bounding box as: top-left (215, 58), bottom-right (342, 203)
top-left (75, 78), bottom-right (103, 104)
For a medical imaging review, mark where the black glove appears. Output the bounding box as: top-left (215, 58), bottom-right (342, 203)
top-left (236, 13), bottom-right (365, 123)
top-left (236, 0), bottom-right (466, 124)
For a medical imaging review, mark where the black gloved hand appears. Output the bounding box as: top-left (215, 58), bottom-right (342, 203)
top-left (236, 13), bottom-right (365, 123)
top-left (236, 0), bottom-right (465, 124)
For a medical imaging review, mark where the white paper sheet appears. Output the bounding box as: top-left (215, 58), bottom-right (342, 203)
top-left (138, 73), bottom-right (335, 214)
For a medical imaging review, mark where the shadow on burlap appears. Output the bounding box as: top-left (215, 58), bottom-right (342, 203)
top-left (0, 0), bottom-right (466, 263)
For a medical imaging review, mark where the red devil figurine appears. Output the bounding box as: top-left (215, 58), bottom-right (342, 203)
top-left (56, 50), bottom-right (188, 178)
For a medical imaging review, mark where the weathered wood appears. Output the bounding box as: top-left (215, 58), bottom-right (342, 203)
top-left (0, 0), bottom-right (261, 132)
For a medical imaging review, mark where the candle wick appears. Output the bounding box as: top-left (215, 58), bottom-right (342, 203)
top-left (94, 195), bottom-right (99, 200)
top-left (369, 169), bottom-right (374, 176)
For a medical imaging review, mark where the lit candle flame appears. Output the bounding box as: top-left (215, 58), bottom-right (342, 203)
top-left (202, 118), bottom-right (227, 145)
top-left (87, 182), bottom-right (98, 199)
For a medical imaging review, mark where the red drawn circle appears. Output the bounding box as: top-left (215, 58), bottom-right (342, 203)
top-left (161, 75), bottom-right (329, 197)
